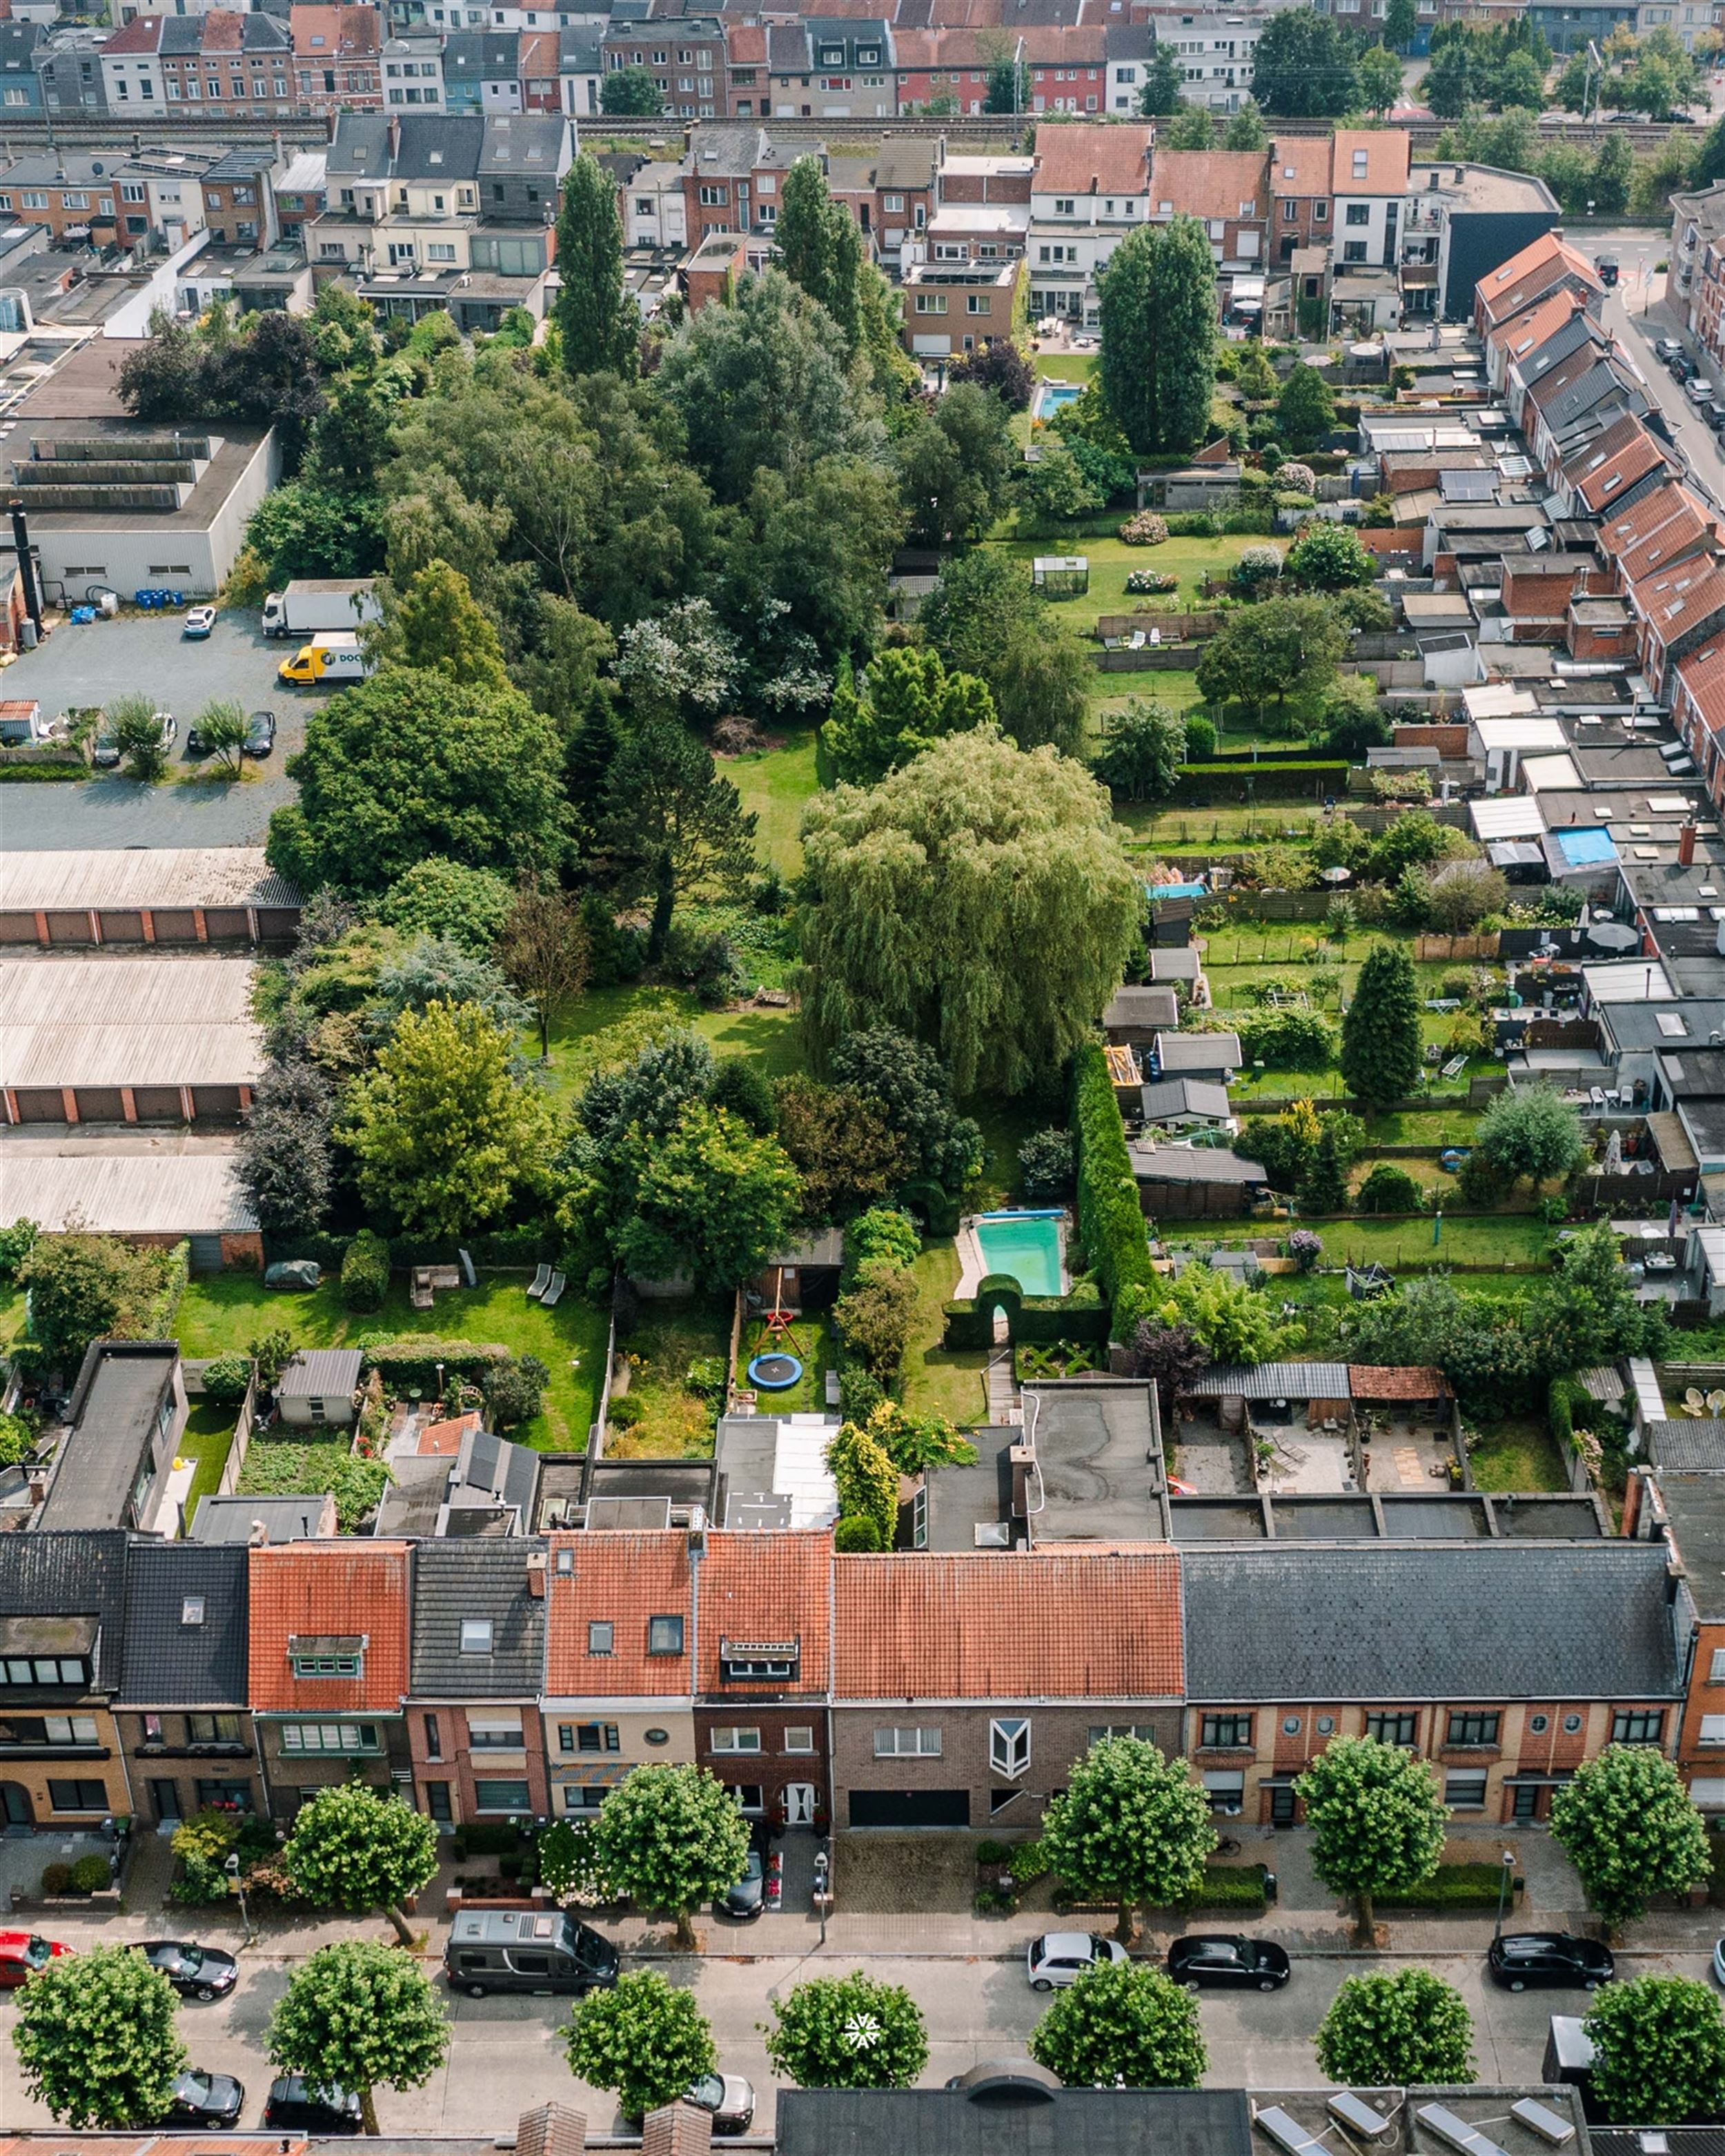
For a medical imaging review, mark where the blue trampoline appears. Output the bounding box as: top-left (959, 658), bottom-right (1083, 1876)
top-left (748, 1353), bottom-right (803, 1390)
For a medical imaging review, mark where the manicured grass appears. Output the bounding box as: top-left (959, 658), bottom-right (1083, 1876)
top-left (989, 532), bottom-right (1265, 629)
top-left (177, 1401), bottom-right (237, 1516)
top-left (967, 1096), bottom-right (1045, 1211)
top-left (175, 1274), bottom-right (607, 1452)
top-left (609, 1300), bottom-right (731, 1458)
top-left (724, 727), bottom-right (819, 876)
top-left (1466, 1417), bottom-right (1568, 1494)
top-left (1032, 350), bottom-right (1097, 382)
top-left (900, 1240), bottom-right (989, 1428)
top-left (1290, 1214), bottom-right (1553, 1269)
top-left (740, 1312), bottom-right (829, 1416)
top-left (0, 1289), bottom-right (22, 1349)
top-left (540, 983), bottom-right (805, 1104)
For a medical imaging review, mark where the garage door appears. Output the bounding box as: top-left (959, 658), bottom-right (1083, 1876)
top-left (150, 909), bottom-right (198, 943)
top-left (73, 1087), bottom-right (126, 1124)
top-left (97, 911), bottom-right (146, 943)
top-left (190, 1085), bottom-right (242, 1122)
top-left (132, 1086), bottom-right (185, 1121)
top-left (45, 910), bottom-right (93, 943)
top-left (204, 908), bottom-right (250, 943)
top-left (12, 1089), bottom-right (65, 1122)
top-left (847, 1788), bottom-right (970, 1829)
top-left (188, 1235), bottom-right (225, 1273)
top-left (0, 913), bottom-right (37, 944)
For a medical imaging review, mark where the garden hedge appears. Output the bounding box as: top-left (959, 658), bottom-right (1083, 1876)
top-left (1377, 1863), bottom-right (1524, 1910)
top-left (360, 1340), bottom-right (512, 1389)
top-left (339, 1229), bottom-right (391, 1314)
top-left (1072, 1042), bottom-right (1154, 1310)
top-left (943, 1291), bottom-right (1111, 1352)
top-left (266, 1228), bottom-right (556, 1271)
top-left (898, 1176), bottom-right (961, 1239)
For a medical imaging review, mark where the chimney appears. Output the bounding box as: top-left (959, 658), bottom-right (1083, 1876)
top-left (248, 1519), bottom-right (269, 1547)
top-left (10, 500), bottom-right (39, 636)
top-left (388, 115), bottom-right (401, 159)
top-left (1681, 819), bottom-right (1699, 867)
top-left (1551, 226), bottom-right (1564, 242)
top-left (515, 2106), bottom-right (587, 2156)
top-left (642, 2103), bottom-right (713, 2156)
top-left (526, 1551), bottom-right (546, 1599)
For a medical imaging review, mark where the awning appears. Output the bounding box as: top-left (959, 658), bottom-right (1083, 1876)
top-left (552, 1763), bottom-right (629, 1788)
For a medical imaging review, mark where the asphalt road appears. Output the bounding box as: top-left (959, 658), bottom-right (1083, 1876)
top-left (0, 608), bottom-right (320, 852)
top-left (1, 1944), bottom-right (1713, 2136)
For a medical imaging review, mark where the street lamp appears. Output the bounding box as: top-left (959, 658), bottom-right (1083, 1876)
top-left (225, 1851), bottom-right (255, 1948)
top-left (1494, 1848), bottom-right (1515, 1937)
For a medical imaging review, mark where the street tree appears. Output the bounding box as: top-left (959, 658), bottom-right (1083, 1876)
top-left (1028, 1961), bottom-right (1205, 2089)
top-left (1315, 1970), bottom-right (1476, 2085)
top-left (761, 1972), bottom-right (929, 2088)
top-left (775, 156), bottom-right (863, 346)
top-left (564, 1972), bottom-right (716, 2122)
top-left (824, 646), bottom-right (996, 784)
top-left (14, 1944), bottom-right (188, 2129)
top-left (600, 63), bottom-right (662, 114)
top-left (1277, 363), bottom-right (1337, 450)
top-left (381, 560), bottom-right (510, 689)
top-left (268, 668), bottom-right (568, 897)
top-left (1251, 7), bottom-right (1361, 114)
top-left (281, 1785), bottom-right (440, 1948)
top-left (266, 1944), bottom-right (449, 2137)
top-left (497, 871), bottom-right (591, 1061)
top-left (1039, 1736), bottom-right (1216, 1941)
top-left (192, 698), bottom-right (248, 775)
top-left (1473, 1082), bottom-right (1588, 1188)
top-left (1340, 944), bottom-right (1423, 1109)
top-left (555, 152), bottom-right (638, 377)
top-left (1098, 219), bottom-right (1217, 456)
top-left (1496, 48), bottom-right (1548, 106)
top-left (799, 728), bottom-right (1143, 1096)
top-left (1138, 48), bottom-right (1187, 113)
top-left (1194, 595), bottom-right (1348, 720)
top-left (593, 1764), bottom-right (753, 1950)
top-left (1357, 45), bottom-right (1404, 111)
top-left (1583, 1976), bottom-right (1725, 2124)
top-left (612, 1103), bottom-right (802, 1289)
top-left (1550, 1745), bottom-right (1712, 1928)
top-left (341, 1000), bottom-right (553, 1239)
top-left (1295, 1735), bottom-right (1448, 1943)
top-left (1384, 0), bottom-right (1418, 46)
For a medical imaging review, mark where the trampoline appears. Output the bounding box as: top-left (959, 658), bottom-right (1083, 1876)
top-left (748, 1352), bottom-right (804, 1390)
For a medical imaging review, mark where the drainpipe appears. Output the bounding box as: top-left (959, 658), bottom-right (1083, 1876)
top-left (10, 501), bottom-right (40, 635)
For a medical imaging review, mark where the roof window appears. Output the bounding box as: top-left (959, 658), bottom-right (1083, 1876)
top-left (181, 1596), bottom-right (205, 1626)
top-left (460, 1618), bottom-right (494, 1654)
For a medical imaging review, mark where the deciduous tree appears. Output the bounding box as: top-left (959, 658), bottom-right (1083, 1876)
top-left (236, 1058), bottom-right (335, 1235)
top-left (829, 1028), bottom-right (984, 1188)
top-left (1098, 219), bottom-right (1218, 457)
top-left (1040, 1737), bottom-right (1216, 1940)
top-left (380, 560), bottom-right (510, 689)
top-left (762, 1973), bottom-right (929, 2088)
top-left (834, 1256), bottom-right (920, 1379)
top-left (1474, 1082), bottom-right (1587, 1187)
top-left (378, 858), bottom-right (514, 954)
top-left (564, 1972), bottom-right (716, 2121)
top-left (16, 1232), bottom-right (182, 1373)
top-left (266, 1944), bottom-right (448, 2137)
top-left (1092, 698), bottom-right (1188, 801)
top-left (822, 645), bottom-right (996, 784)
top-left (1277, 364), bottom-right (1337, 450)
top-left (1139, 48), bottom-right (1187, 113)
top-left (497, 872), bottom-right (591, 1061)
top-left (1550, 1745), bottom-right (1711, 1928)
top-left (1316, 1970), bottom-right (1475, 2085)
top-left (14, 1945), bottom-right (187, 2129)
top-left (1583, 1976), bottom-right (1725, 2124)
top-left (1295, 1735), bottom-right (1448, 1943)
top-left (554, 153), bottom-right (638, 377)
top-left (919, 547), bottom-right (1091, 758)
top-left (613, 1104), bottom-right (802, 1289)
top-left (593, 1765), bottom-right (751, 1950)
top-left (600, 63), bottom-right (662, 114)
top-left (776, 157), bottom-right (863, 346)
top-left (281, 1786), bottom-right (440, 1949)
top-left (1340, 944), bottom-right (1423, 1109)
top-left (1194, 595), bottom-right (1347, 718)
top-left (192, 698), bottom-right (248, 775)
top-left (772, 1076), bottom-right (911, 1220)
top-left (1285, 520), bottom-right (1373, 588)
top-left (1251, 7), bottom-right (1361, 114)
top-left (1029, 1961), bottom-right (1205, 2088)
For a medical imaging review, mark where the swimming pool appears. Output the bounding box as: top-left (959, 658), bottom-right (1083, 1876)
top-left (1555, 826), bottom-right (1618, 868)
top-left (974, 1210), bottom-right (1065, 1296)
top-left (1034, 382), bottom-right (1081, 420)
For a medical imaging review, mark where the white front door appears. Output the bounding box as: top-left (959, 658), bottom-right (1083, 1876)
top-left (785, 1781), bottom-right (816, 1827)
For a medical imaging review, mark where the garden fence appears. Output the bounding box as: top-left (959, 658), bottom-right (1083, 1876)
top-left (215, 1374), bottom-right (259, 1500)
top-left (1416, 933), bottom-right (1500, 960)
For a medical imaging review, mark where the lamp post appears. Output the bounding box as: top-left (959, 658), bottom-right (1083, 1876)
top-left (225, 1852), bottom-right (255, 1948)
top-left (1494, 1848), bottom-right (1515, 1937)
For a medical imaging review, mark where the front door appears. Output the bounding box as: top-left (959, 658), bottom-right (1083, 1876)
top-left (1510, 1783), bottom-right (1540, 1822)
top-left (785, 1782), bottom-right (816, 1828)
top-left (0, 1783), bottom-right (30, 1828)
top-left (1269, 1783), bottom-right (1297, 1827)
top-left (150, 1779), bottom-right (181, 1825)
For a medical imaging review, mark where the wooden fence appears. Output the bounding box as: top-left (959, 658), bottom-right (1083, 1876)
top-left (1095, 611), bottom-right (1224, 640)
top-left (1096, 645), bottom-right (1205, 672)
top-left (215, 1375), bottom-right (259, 1500)
top-left (1416, 934), bottom-right (1500, 960)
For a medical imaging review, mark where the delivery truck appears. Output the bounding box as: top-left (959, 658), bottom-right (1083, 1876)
top-left (262, 579), bottom-right (382, 640)
top-left (277, 632), bottom-right (376, 687)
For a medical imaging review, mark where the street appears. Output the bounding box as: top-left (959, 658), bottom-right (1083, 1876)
top-left (1581, 227), bottom-right (1725, 515)
top-left (0, 1936), bottom-right (1713, 2135)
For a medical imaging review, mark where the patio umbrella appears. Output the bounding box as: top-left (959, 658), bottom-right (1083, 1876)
top-left (1670, 1197), bottom-right (1683, 1238)
top-left (1432, 1209), bottom-right (1442, 1247)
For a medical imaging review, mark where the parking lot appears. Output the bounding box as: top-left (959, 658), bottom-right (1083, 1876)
top-left (0, 607), bottom-right (318, 850)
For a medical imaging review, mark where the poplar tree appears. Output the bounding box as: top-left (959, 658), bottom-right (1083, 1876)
top-left (775, 157), bottom-right (862, 347)
top-left (1341, 945), bottom-right (1424, 1112)
top-left (555, 153), bottom-right (638, 379)
top-left (1097, 217), bottom-right (1216, 457)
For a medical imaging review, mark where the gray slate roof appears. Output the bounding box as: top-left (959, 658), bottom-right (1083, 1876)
top-left (410, 1539), bottom-right (546, 1697)
top-left (1646, 1418), bottom-right (1725, 1469)
top-left (1183, 1362), bottom-right (1352, 1400)
top-left (277, 1347), bottom-right (364, 1401)
top-left (0, 1530), bottom-right (129, 1691)
top-left (1182, 1542), bottom-right (1683, 1702)
top-left (1141, 1078), bottom-right (1232, 1121)
top-left (778, 2085), bottom-right (1254, 2156)
top-left (1154, 1031), bottom-right (1242, 1072)
top-left (1130, 1145), bottom-right (1265, 1185)
top-left (1104, 986), bottom-right (1181, 1032)
top-left (119, 1543), bottom-right (247, 1707)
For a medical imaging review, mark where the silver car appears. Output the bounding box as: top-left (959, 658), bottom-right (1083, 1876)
top-left (1025, 1931), bottom-right (1130, 1991)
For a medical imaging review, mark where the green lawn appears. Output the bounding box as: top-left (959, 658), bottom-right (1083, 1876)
top-left (724, 727), bottom-right (818, 876)
top-left (175, 1274), bottom-right (607, 1452)
top-left (1032, 350), bottom-right (1097, 382)
top-left (989, 532), bottom-right (1265, 630)
top-left (540, 983), bottom-right (806, 1104)
top-left (740, 1312), bottom-right (829, 1416)
top-left (0, 1289), bottom-right (22, 1349)
top-left (1290, 1214), bottom-right (1552, 1269)
top-left (900, 1240), bottom-right (990, 1428)
top-left (1466, 1418), bottom-right (1568, 1494)
top-left (177, 1401), bottom-right (238, 1516)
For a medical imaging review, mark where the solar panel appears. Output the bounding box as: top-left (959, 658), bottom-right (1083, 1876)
top-left (1510, 2099), bottom-right (1576, 2148)
top-left (1329, 2093), bottom-right (1394, 2139)
top-left (1441, 469), bottom-right (1497, 501)
top-left (1255, 2108), bottom-right (1328, 2156)
top-left (1417, 2104), bottom-right (1514, 2156)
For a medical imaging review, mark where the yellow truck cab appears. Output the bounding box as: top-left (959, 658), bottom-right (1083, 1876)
top-left (277, 631), bottom-right (374, 686)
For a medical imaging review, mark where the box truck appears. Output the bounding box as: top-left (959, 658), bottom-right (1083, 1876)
top-left (277, 632), bottom-right (376, 687)
top-left (262, 580), bottom-right (382, 640)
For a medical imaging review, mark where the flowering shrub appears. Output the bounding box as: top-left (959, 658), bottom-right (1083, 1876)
top-left (1125, 569), bottom-right (1178, 595)
top-left (1278, 462), bottom-right (1317, 494)
top-left (1119, 511), bottom-right (1170, 545)
top-left (1288, 1229), bottom-right (1323, 1272)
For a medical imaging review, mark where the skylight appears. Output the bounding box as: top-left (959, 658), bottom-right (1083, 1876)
top-left (460, 1618), bottom-right (493, 1654)
top-left (1658, 1011), bottom-right (1689, 1035)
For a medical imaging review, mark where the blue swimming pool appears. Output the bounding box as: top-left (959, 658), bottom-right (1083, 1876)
top-left (1555, 826), bottom-right (1618, 867)
top-left (974, 1210), bottom-right (1065, 1296)
top-left (1034, 382), bottom-right (1081, 419)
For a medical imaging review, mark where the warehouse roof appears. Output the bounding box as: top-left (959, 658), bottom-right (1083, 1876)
top-left (0, 954), bottom-right (262, 1088)
top-left (0, 1143), bottom-right (256, 1234)
top-left (0, 848), bottom-right (300, 913)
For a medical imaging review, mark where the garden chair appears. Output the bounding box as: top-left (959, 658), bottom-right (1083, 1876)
top-left (542, 1271), bottom-right (566, 1308)
top-left (527, 1263), bottom-right (551, 1301)
top-left (1127, 629), bottom-right (1146, 651)
top-left (1148, 626), bottom-right (1161, 647)
top-left (1686, 1387), bottom-right (1706, 1412)
top-left (1708, 1389), bottom-right (1725, 1414)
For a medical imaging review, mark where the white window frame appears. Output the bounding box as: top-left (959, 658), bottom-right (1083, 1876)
top-left (709, 1727), bottom-right (762, 1754)
top-left (874, 1726), bottom-right (941, 1757)
top-left (783, 1726), bottom-right (815, 1754)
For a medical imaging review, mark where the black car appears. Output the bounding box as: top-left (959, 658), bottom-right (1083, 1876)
top-left (1673, 353), bottom-right (1699, 383)
top-left (1166, 1935), bottom-right (1292, 1992)
top-left (714, 1823), bottom-right (773, 1921)
top-left (162, 2070), bottom-right (245, 2128)
top-left (1595, 255), bottom-right (1620, 288)
top-left (263, 2077), bottom-right (365, 2134)
top-left (135, 1939), bottom-right (237, 2001)
top-left (1488, 1932), bottom-right (1615, 1992)
top-left (245, 709), bottom-right (277, 755)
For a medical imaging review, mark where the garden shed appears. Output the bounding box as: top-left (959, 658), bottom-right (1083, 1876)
top-left (1031, 555), bottom-right (1089, 597)
top-left (276, 1348), bottom-right (364, 1428)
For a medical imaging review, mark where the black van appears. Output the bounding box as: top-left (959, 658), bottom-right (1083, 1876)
top-left (444, 1908), bottom-right (620, 1997)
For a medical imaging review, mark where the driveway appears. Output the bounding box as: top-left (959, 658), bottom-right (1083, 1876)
top-left (0, 609), bottom-right (317, 851)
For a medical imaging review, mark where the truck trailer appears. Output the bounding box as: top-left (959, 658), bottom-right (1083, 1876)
top-left (262, 579), bottom-right (382, 640)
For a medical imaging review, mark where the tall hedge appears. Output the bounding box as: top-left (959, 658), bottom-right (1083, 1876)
top-left (1073, 1043), bottom-right (1155, 1311)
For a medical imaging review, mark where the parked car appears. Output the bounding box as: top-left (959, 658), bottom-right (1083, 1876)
top-left (1025, 1932), bottom-right (1131, 1991)
top-left (262, 2079), bottom-right (364, 2135)
top-left (91, 711), bottom-right (175, 768)
top-left (181, 604), bottom-right (217, 639)
top-left (686, 2075), bottom-right (755, 2137)
top-left (1595, 255), bottom-right (1619, 286)
top-left (0, 1932), bottom-right (67, 1987)
top-left (1166, 1935), bottom-right (1291, 1992)
top-left (244, 709), bottom-right (277, 756)
top-left (1656, 336), bottom-right (1684, 361)
top-left (1713, 1935), bottom-right (1725, 1986)
top-left (1671, 353), bottom-right (1698, 382)
top-left (134, 1939), bottom-right (237, 2001)
top-left (1488, 1933), bottom-right (1615, 1992)
top-left (714, 1823), bottom-right (775, 1922)
top-left (1686, 377), bottom-right (1716, 404)
top-left (162, 2070), bottom-right (244, 2128)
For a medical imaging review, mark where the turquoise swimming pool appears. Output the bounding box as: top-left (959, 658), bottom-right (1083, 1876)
top-left (1034, 382), bottom-right (1081, 420)
top-left (974, 1211), bottom-right (1065, 1296)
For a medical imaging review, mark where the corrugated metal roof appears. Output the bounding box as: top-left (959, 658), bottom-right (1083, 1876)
top-left (1183, 1362), bottom-right (1353, 1399)
top-left (0, 849), bottom-right (301, 913)
top-left (278, 1348), bottom-right (365, 1398)
top-left (0, 1146), bottom-right (255, 1232)
top-left (1, 954), bottom-right (262, 1087)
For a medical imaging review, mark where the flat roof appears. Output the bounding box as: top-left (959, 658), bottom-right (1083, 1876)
top-left (0, 848), bottom-right (299, 914)
top-left (38, 1346), bottom-right (172, 1530)
top-left (923, 1425), bottom-right (1018, 1552)
top-left (1024, 1380), bottom-right (1165, 1544)
top-left (1, 953), bottom-right (262, 1088)
top-left (10, 417), bottom-right (271, 537)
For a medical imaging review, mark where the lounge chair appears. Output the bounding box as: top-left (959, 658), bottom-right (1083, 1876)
top-left (542, 1271), bottom-right (566, 1308)
top-left (1686, 1387), bottom-right (1706, 1411)
top-left (1127, 629), bottom-right (1146, 651)
top-left (1147, 626), bottom-right (1161, 647)
top-left (528, 1263), bottom-right (551, 1301)
top-left (1708, 1389), bottom-right (1725, 1414)
top-left (459, 1247), bottom-right (477, 1289)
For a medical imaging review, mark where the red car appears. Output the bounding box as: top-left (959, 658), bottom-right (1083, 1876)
top-left (0, 1933), bottom-right (68, 1988)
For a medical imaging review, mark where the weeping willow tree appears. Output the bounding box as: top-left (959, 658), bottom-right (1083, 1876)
top-left (798, 726), bottom-right (1143, 1096)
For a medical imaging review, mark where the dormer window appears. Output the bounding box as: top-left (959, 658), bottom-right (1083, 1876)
top-left (720, 1637), bottom-right (798, 1683)
top-left (289, 1634), bottom-right (364, 1678)
top-left (460, 1619), bottom-right (493, 1654)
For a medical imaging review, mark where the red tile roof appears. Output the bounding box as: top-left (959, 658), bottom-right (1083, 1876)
top-left (200, 12), bottom-right (246, 52)
top-left (1331, 128), bottom-right (1408, 197)
top-left (1568, 415), bottom-right (1669, 513)
top-left (1630, 559), bottom-right (1725, 650)
top-left (1479, 228), bottom-right (1603, 326)
top-left (834, 1550), bottom-right (1183, 1700)
top-left (1269, 136), bottom-right (1330, 199)
top-left (1675, 637), bottom-right (1725, 740)
top-left (1490, 285), bottom-right (1588, 370)
top-left (544, 1530), bottom-right (693, 1698)
top-left (417, 1411), bottom-right (480, 1457)
top-left (696, 1531), bottom-right (832, 1694)
top-left (725, 21), bottom-right (766, 61)
top-left (1601, 480), bottom-right (1715, 584)
top-left (1035, 121), bottom-right (1152, 200)
top-left (99, 14), bottom-right (164, 52)
top-left (248, 1542), bottom-right (412, 1714)
top-left (1348, 1365), bottom-right (1450, 1401)
top-left (1151, 149), bottom-right (1268, 222)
